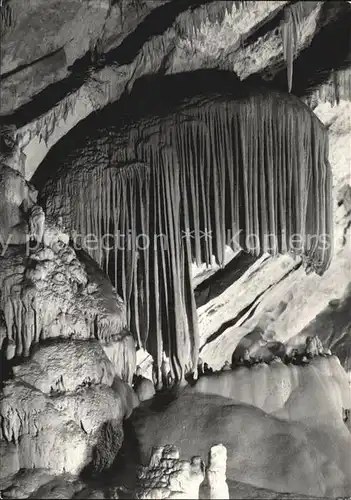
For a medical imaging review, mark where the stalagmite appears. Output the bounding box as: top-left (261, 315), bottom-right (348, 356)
top-left (42, 89), bottom-right (334, 388)
top-left (207, 444), bottom-right (229, 499)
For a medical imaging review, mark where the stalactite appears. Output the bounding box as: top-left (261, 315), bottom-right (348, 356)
top-left (281, 2), bottom-right (319, 93)
top-left (0, 0), bottom-right (13, 32)
top-left (44, 89), bottom-right (333, 386)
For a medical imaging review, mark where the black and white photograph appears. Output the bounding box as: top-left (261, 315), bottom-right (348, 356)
top-left (0, 0), bottom-right (350, 498)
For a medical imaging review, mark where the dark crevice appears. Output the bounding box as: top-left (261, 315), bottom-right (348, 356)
top-left (200, 259), bottom-right (302, 349)
top-left (0, 47), bottom-right (65, 81)
top-left (194, 251), bottom-right (259, 308)
top-left (80, 420), bottom-right (88, 434)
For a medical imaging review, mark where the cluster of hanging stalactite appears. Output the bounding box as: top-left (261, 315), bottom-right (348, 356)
top-left (1, 282), bottom-right (126, 362)
top-left (43, 90), bottom-right (333, 386)
top-left (304, 67), bottom-right (351, 107)
top-left (0, 0), bottom-right (13, 33)
top-left (0, 257), bottom-right (128, 363)
top-left (189, 0), bottom-right (249, 32)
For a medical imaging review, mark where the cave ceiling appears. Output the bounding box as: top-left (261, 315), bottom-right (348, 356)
top-left (0, 0), bottom-right (350, 179)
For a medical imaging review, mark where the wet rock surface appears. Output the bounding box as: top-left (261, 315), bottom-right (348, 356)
top-left (135, 445), bottom-right (205, 499)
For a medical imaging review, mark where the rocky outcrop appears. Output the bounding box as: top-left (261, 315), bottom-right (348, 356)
top-left (0, 241), bottom-right (130, 361)
top-left (197, 96), bottom-right (351, 374)
top-left (4, 2), bottom-right (349, 180)
top-left (0, 164), bottom-right (137, 479)
top-left (0, 346), bottom-right (134, 477)
top-left (10, 339), bottom-right (117, 394)
top-left (0, 0), bottom-right (171, 113)
top-left (0, 376), bottom-right (89, 475)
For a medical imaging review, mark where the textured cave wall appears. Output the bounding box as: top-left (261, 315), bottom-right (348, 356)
top-left (0, 1), bottom-right (350, 495)
top-left (0, 0), bottom-right (350, 375)
top-left (1, 0), bottom-right (350, 179)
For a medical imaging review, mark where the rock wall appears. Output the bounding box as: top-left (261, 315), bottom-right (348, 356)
top-left (1, 1), bottom-right (350, 378)
top-left (2, 2), bottom-right (349, 179)
top-left (191, 355), bottom-right (350, 423)
top-left (130, 390), bottom-right (351, 498)
top-left (0, 0), bottom-right (350, 495)
top-left (0, 338), bottom-right (136, 477)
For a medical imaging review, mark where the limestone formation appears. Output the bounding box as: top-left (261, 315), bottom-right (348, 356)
top-left (0, 199), bottom-right (133, 374)
top-left (131, 391), bottom-right (351, 497)
top-left (0, 169), bottom-right (137, 480)
top-left (305, 336), bottom-right (319, 358)
top-left (134, 444), bottom-right (231, 499)
top-left (207, 444), bottom-right (229, 499)
top-left (40, 86), bottom-right (333, 389)
top-left (221, 361), bottom-right (232, 371)
top-left (189, 354), bottom-right (350, 422)
top-left (0, 357), bottom-right (134, 477)
top-left (161, 352), bottom-right (173, 389)
top-left (134, 375), bottom-right (156, 403)
top-left (135, 445), bottom-right (205, 499)
top-left (305, 335), bottom-right (327, 359)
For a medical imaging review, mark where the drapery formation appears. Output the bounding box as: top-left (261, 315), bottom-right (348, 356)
top-left (42, 89), bottom-right (333, 386)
